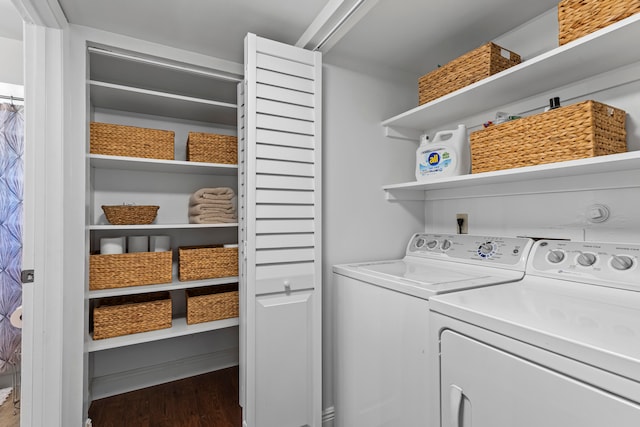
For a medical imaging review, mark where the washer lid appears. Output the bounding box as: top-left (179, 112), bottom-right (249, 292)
top-left (430, 277), bottom-right (640, 383)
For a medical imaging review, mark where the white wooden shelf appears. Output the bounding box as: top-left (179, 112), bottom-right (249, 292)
top-left (384, 151), bottom-right (640, 200)
top-left (86, 316), bottom-right (239, 352)
top-left (90, 80), bottom-right (238, 125)
top-left (89, 153), bottom-right (238, 175)
top-left (88, 223), bottom-right (238, 230)
top-left (382, 13), bottom-right (640, 135)
top-left (86, 276), bottom-right (239, 299)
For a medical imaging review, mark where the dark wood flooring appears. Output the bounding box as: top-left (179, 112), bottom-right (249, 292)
top-left (88, 366), bottom-right (242, 427)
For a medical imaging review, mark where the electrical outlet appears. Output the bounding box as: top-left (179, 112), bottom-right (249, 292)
top-left (456, 213), bottom-right (468, 234)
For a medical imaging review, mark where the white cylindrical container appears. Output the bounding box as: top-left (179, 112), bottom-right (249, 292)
top-left (100, 236), bottom-right (126, 254)
top-left (150, 235), bottom-right (171, 252)
top-left (415, 124), bottom-right (470, 182)
top-left (127, 236), bottom-right (149, 253)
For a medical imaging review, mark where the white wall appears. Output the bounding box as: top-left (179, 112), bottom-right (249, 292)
top-left (322, 62), bottom-right (424, 411)
top-left (0, 36), bottom-right (23, 85)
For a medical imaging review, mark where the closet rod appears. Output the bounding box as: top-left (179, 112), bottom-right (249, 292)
top-left (0, 94), bottom-right (24, 102)
top-left (87, 47), bottom-right (243, 83)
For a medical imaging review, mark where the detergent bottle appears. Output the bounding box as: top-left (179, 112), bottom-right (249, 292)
top-left (415, 124), bottom-right (470, 181)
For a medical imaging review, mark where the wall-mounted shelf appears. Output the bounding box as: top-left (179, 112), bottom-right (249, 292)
top-left (88, 223), bottom-right (238, 230)
top-left (89, 154), bottom-right (238, 175)
top-left (382, 13), bottom-right (640, 136)
top-left (86, 317), bottom-right (239, 352)
top-left (384, 151), bottom-right (640, 200)
top-left (86, 276), bottom-right (239, 299)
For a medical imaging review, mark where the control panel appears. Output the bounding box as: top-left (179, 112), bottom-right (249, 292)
top-left (529, 240), bottom-right (640, 289)
top-left (406, 233), bottom-right (533, 268)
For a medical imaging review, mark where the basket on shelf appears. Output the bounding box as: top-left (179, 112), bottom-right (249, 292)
top-left (469, 100), bottom-right (627, 174)
top-left (186, 283), bottom-right (239, 325)
top-left (558, 0), bottom-right (640, 45)
top-left (92, 291), bottom-right (172, 340)
top-left (89, 251), bottom-right (173, 290)
top-left (186, 132), bottom-right (238, 164)
top-left (418, 42), bottom-right (521, 106)
top-left (102, 205), bottom-right (159, 225)
top-left (90, 122), bottom-right (175, 160)
top-left (178, 245), bottom-right (239, 281)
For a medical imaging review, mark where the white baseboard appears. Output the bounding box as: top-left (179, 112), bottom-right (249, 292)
top-left (322, 406), bottom-right (335, 427)
top-left (90, 347), bottom-right (239, 400)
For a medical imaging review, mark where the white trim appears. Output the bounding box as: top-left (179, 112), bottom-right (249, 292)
top-left (11, 0), bottom-right (67, 28)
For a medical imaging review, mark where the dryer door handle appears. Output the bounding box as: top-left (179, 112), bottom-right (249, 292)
top-left (449, 384), bottom-right (464, 427)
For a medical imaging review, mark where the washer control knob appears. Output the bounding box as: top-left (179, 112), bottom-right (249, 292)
top-left (441, 239), bottom-right (452, 251)
top-left (478, 242), bottom-right (494, 256)
top-left (415, 238), bottom-right (426, 248)
top-left (577, 252), bottom-right (597, 266)
top-left (611, 255), bottom-right (634, 271)
top-left (426, 240), bottom-right (438, 249)
top-left (547, 250), bottom-right (565, 263)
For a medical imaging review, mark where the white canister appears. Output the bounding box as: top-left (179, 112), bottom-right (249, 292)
top-left (127, 236), bottom-right (149, 253)
top-left (150, 235), bottom-right (171, 252)
top-left (100, 236), bottom-right (126, 254)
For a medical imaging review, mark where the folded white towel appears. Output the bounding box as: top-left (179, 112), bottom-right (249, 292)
top-left (189, 187), bottom-right (235, 205)
top-left (189, 204), bottom-right (235, 216)
top-left (189, 214), bottom-right (238, 224)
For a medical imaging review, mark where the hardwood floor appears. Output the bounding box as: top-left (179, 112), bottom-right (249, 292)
top-left (88, 366), bottom-right (242, 427)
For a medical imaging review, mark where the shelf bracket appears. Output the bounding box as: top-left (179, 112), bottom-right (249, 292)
top-left (384, 189), bottom-right (426, 201)
top-left (384, 125), bottom-right (423, 142)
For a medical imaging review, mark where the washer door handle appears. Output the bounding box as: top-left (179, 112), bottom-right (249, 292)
top-left (449, 384), bottom-right (464, 427)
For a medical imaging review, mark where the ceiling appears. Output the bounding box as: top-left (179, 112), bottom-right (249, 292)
top-left (10, 0), bottom-right (560, 77)
top-left (0, 0), bottom-right (23, 40)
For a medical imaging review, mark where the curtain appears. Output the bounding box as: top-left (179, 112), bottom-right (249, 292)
top-left (0, 103), bottom-right (24, 373)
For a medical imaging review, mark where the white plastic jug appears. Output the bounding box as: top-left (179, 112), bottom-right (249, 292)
top-left (415, 124), bottom-right (470, 181)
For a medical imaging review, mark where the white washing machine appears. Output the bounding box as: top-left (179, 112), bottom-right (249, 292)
top-left (429, 239), bottom-right (640, 427)
top-left (332, 233), bottom-right (534, 427)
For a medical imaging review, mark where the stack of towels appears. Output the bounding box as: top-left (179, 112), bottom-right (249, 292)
top-left (189, 187), bottom-right (237, 224)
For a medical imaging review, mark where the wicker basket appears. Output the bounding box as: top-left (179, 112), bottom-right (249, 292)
top-left (90, 122), bottom-right (175, 160)
top-left (178, 245), bottom-right (239, 282)
top-left (186, 284), bottom-right (239, 325)
top-left (418, 42), bottom-right (521, 106)
top-left (92, 292), bottom-right (172, 340)
top-left (89, 251), bottom-right (173, 290)
top-left (470, 100), bottom-right (626, 174)
top-left (102, 205), bottom-right (159, 225)
top-left (558, 0), bottom-right (640, 45)
top-left (187, 132), bottom-right (238, 164)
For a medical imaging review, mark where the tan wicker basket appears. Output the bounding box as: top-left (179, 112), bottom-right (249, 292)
top-left (418, 42), bottom-right (521, 106)
top-left (102, 205), bottom-right (159, 225)
top-left (93, 292), bottom-right (172, 340)
top-left (178, 245), bottom-right (239, 282)
top-left (470, 100), bottom-right (626, 174)
top-left (558, 0), bottom-right (640, 45)
top-left (90, 122), bottom-right (175, 160)
top-left (186, 284), bottom-right (239, 325)
top-left (89, 251), bottom-right (173, 290)
top-left (187, 132), bottom-right (238, 164)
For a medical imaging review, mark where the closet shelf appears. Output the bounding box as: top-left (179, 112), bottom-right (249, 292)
top-left (384, 151), bottom-right (640, 200)
top-left (89, 153), bottom-right (238, 175)
top-left (88, 223), bottom-right (238, 230)
top-left (86, 316), bottom-right (239, 352)
top-left (86, 276), bottom-right (239, 299)
top-left (382, 13), bottom-right (640, 135)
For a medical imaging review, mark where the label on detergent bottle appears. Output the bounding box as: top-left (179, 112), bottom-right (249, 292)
top-left (418, 149), bottom-right (452, 177)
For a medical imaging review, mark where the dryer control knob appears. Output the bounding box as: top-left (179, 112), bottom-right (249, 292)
top-left (426, 240), bottom-right (438, 249)
top-left (547, 250), bottom-right (565, 263)
top-left (415, 238), bottom-right (426, 248)
top-left (611, 255), bottom-right (634, 271)
top-left (577, 252), bottom-right (597, 266)
top-left (441, 239), bottom-right (452, 250)
top-left (478, 242), bottom-right (494, 256)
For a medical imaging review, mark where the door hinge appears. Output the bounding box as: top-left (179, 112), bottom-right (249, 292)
top-left (21, 269), bottom-right (35, 283)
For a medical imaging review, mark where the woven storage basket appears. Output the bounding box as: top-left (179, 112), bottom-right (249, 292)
top-left (92, 292), bottom-right (172, 340)
top-left (418, 42), bottom-right (521, 106)
top-left (187, 132), bottom-right (238, 164)
top-left (102, 205), bottom-right (159, 225)
top-left (470, 100), bottom-right (626, 174)
top-left (89, 251), bottom-right (173, 290)
top-left (186, 283), bottom-right (239, 325)
top-left (90, 122), bottom-right (175, 160)
top-left (178, 245), bottom-right (239, 281)
top-left (558, 0), bottom-right (640, 45)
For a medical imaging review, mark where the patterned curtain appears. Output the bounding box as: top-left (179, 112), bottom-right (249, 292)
top-left (0, 103), bottom-right (24, 373)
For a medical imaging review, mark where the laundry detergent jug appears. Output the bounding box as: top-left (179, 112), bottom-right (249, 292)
top-left (415, 124), bottom-right (470, 181)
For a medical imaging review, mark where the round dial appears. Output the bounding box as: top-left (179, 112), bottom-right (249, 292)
top-left (415, 238), bottom-right (426, 248)
top-left (547, 250), bottom-right (565, 264)
top-left (478, 242), bottom-right (494, 255)
top-left (426, 240), bottom-right (438, 249)
top-left (611, 255), bottom-right (634, 271)
top-left (577, 252), bottom-right (597, 267)
top-left (441, 239), bottom-right (452, 251)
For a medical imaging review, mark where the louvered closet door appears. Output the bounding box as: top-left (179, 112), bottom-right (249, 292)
top-left (240, 33), bottom-right (322, 427)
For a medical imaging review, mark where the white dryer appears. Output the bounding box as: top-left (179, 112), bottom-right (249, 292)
top-left (429, 239), bottom-right (640, 427)
top-left (332, 233), bottom-right (534, 427)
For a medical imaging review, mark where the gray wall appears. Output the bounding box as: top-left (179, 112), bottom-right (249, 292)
top-left (0, 36), bottom-right (23, 85)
